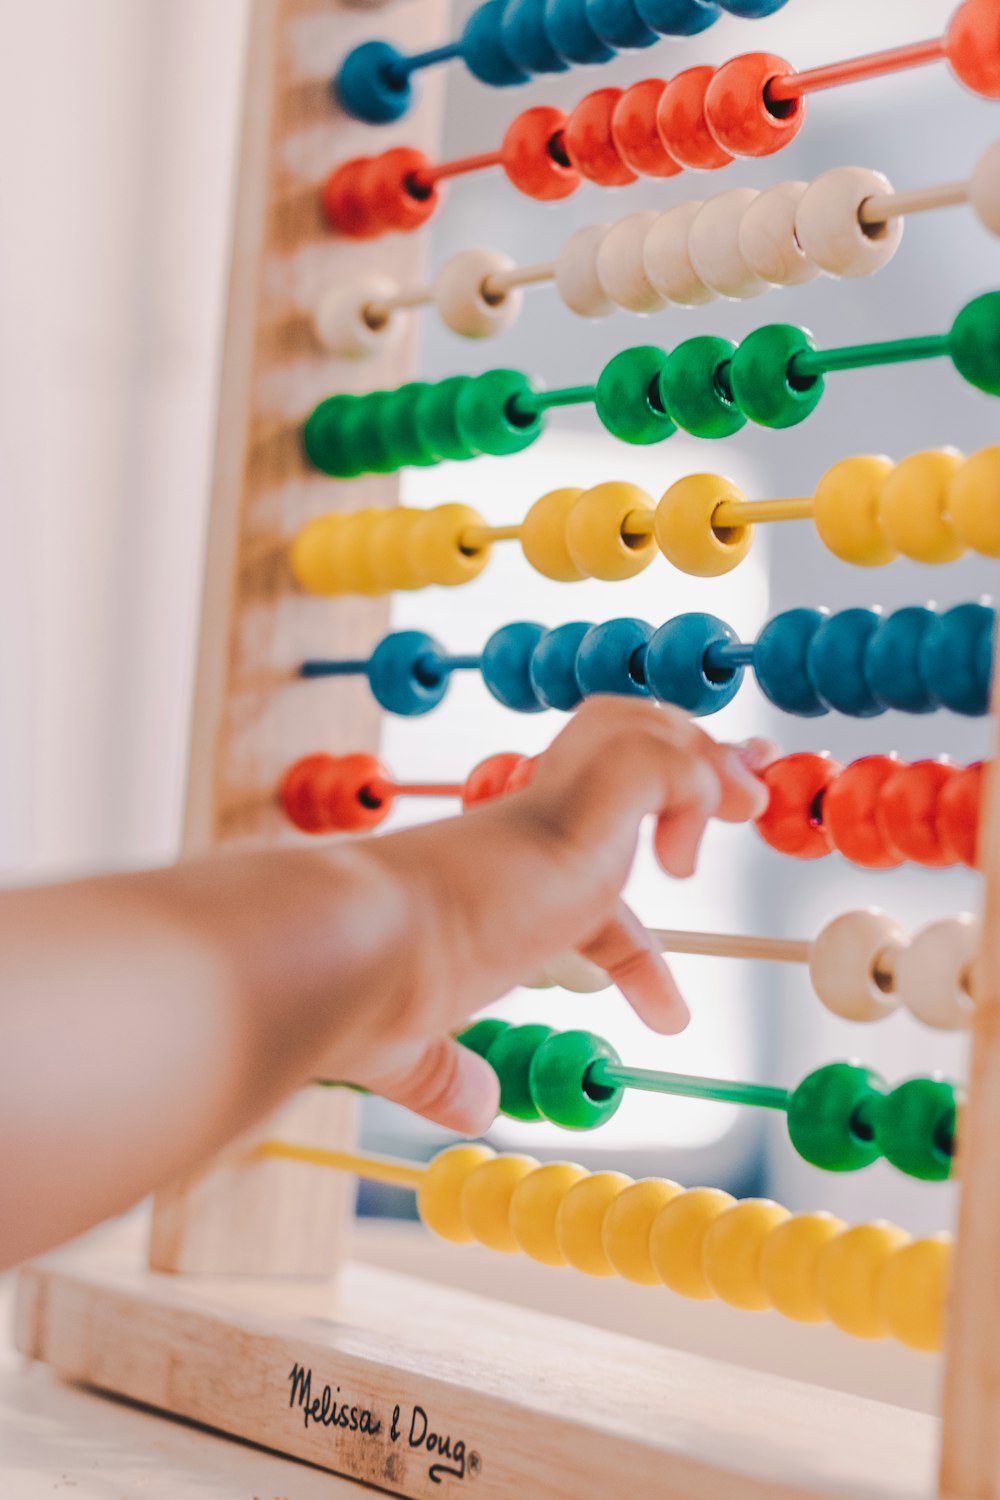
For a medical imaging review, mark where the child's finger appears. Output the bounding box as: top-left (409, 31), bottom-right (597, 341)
top-left (352, 1036), bottom-right (500, 1135)
top-left (579, 899), bottom-right (689, 1034)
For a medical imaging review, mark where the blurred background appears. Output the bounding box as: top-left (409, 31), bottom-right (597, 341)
top-left (0, 0), bottom-right (994, 1410)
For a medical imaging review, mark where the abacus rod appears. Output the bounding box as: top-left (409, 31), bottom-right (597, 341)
top-left (713, 497), bottom-right (813, 527)
top-left (300, 659), bottom-right (371, 678)
top-left (511, 384), bottom-right (597, 418)
top-left (792, 332), bottom-right (950, 379)
top-left (461, 522), bottom-right (524, 548)
top-left (391, 41), bottom-right (463, 79)
top-left (365, 286), bottom-right (433, 320)
top-left (389, 781), bottom-right (465, 798)
top-left (588, 1062), bottom-right (791, 1113)
top-left (259, 1140), bottom-right (427, 1189)
top-left (483, 262), bottom-right (556, 296)
top-left (413, 149), bottom-right (503, 189)
top-left (767, 36), bottom-right (945, 103)
top-left (704, 641), bottom-right (756, 670)
top-left (859, 180), bottom-right (969, 226)
top-left (650, 929), bottom-right (810, 964)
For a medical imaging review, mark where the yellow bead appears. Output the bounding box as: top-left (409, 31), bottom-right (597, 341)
top-left (702, 1199), bottom-right (791, 1311)
top-left (816, 1222), bottom-right (911, 1340)
top-left (520, 488), bottom-right (587, 582)
top-left (289, 514), bottom-right (351, 595)
top-left (812, 455), bottom-right (897, 567)
top-left (367, 508), bottom-right (429, 591)
top-left (601, 1178), bottom-right (683, 1285)
top-left (649, 1187), bottom-right (734, 1300)
top-left (408, 503), bottom-right (491, 588)
top-left (758, 1212), bottom-right (847, 1324)
top-left (417, 1144), bottom-right (496, 1244)
top-left (653, 474), bottom-right (753, 578)
top-left (460, 1154), bottom-right (539, 1254)
top-left (509, 1162), bottom-right (587, 1266)
top-left (950, 447), bottom-right (1000, 557)
top-left (878, 449), bottom-right (966, 564)
top-left (564, 481), bottom-right (658, 581)
top-left (555, 1171), bottom-right (632, 1277)
top-left (878, 1234), bottom-right (951, 1353)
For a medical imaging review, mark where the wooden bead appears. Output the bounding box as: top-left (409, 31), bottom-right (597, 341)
top-left (565, 481), bottom-right (658, 580)
top-left (817, 1224), bottom-right (910, 1340)
top-left (554, 224), bottom-right (615, 319)
top-left (653, 473), bottom-right (752, 577)
top-left (703, 52), bottom-right (804, 159)
top-left (563, 87), bottom-right (637, 186)
top-left (823, 755), bottom-right (905, 869)
top-left (366, 508), bottom-right (427, 591)
top-left (687, 190), bottom-right (768, 300)
top-left (432, 248), bottom-right (524, 338)
top-left (501, 106), bottom-right (580, 201)
top-left (460, 1155), bottom-right (539, 1253)
top-left (555, 1171), bottom-right (632, 1276)
top-left (290, 515), bottom-right (348, 595)
top-left (876, 761), bottom-right (958, 868)
top-left (521, 487), bottom-right (588, 580)
top-left (759, 1213), bottom-right (847, 1324)
top-left (893, 916), bottom-right (978, 1031)
top-left (795, 167), bottom-right (904, 279)
top-left (649, 1188), bottom-right (734, 1300)
top-left (643, 201), bottom-right (717, 306)
top-left (314, 272), bottom-right (405, 358)
top-left (602, 1180), bottom-right (683, 1285)
top-left (611, 78), bottom-right (681, 178)
top-left (702, 1200), bottom-right (790, 1312)
top-left (418, 1144), bottom-right (497, 1243)
top-left (878, 449), bottom-right (966, 564)
top-left (878, 1235), bottom-right (951, 1353)
top-left (509, 1163), bottom-right (587, 1266)
top-left (756, 754), bottom-right (840, 859)
top-left (970, 139), bottom-right (1000, 235)
top-left (812, 455), bottom-right (897, 567)
top-left (656, 67), bottom-right (734, 171)
top-left (738, 181), bottom-right (820, 288)
top-left (945, 0), bottom-right (1000, 98)
top-left (408, 504), bottom-right (491, 587)
top-left (595, 212), bottom-right (668, 314)
top-left (950, 447), bottom-right (1000, 556)
top-left (462, 752), bottom-right (527, 806)
top-left (540, 950), bottom-right (613, 992)
top-left (807, 909), bottom-right (906, 1023)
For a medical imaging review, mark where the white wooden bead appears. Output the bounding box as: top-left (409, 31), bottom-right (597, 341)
top-left (643, 201), bottom-right (718, 307)
top-left (808, 909), bottom-right (906, 1023)
top-left (970, 139), bottom-right (1000, 237)
top-left (541, 950), bottom-right (612, 993)
top-left (595, 211), bottom-right (668, 314)
top-left (554, 224), bottom-right (616, 319)
top-left (738, 181), bottom-right (821, 288)
top-left (314, 272), bottom-right (405, 358)
top-left (894, 915), bottom-right (978, 1031)
top-left (687, 189), bottom-right (768, 300)
top-left (794, 167), bottom-right (904, 279)
top-left (432, 248), bottom-right (524, 338)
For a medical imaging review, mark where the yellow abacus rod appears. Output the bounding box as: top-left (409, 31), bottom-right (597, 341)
top-left (259, 1140), bottom-right (426, 1190)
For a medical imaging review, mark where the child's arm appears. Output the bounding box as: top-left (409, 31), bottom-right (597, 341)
top-left (0, 700), bottom-right (771, 1270)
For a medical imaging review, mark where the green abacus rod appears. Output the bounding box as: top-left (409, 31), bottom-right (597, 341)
top-left (793, 332), bottom-right (951, 379)
top-left (512, 384), bottom-right (597, 418)
top-left (588, 1061), bottom-right (791, 1113)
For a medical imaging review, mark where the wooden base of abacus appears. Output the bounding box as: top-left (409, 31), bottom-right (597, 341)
top-left (15, 1228), bottom-right (937, 1500)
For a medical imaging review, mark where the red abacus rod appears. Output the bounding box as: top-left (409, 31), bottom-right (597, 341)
top-left (766, 36), bottom-right (946, 103)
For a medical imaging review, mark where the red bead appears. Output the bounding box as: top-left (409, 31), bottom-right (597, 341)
top-left (937, 761), bottom-right (984, 868)
top-left (365, 147), bottom-right (441, 234)
top-left (280, 753), bottom-right (392, 835)
top-left (946, 0), bottom-right (1000, 99)
top-left (504, 756), bottom-right (538, 795)
top-left (876, 761), bottom-right (959, 868)
top-left (321, 157), bottom-right (382, 238)
top-left (564, 88), bottom-right (638, 187)
top-left (655, 67), bottom-right (734, 172)
top-left (610, 80), bottom-right (682, 179)
top-left (462, 753), bottom-right (527, 807)
top-left (703, 53), bottom-right (804, 160)
top-left (823, 755), bottom-right (904, 870)
top-left (501, 107), bottom-right (580, 201)
top-left (755, 753), bottom-right (841, 859)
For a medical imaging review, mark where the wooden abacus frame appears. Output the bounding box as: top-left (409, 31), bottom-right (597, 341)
top-left (11, 3), bottom-right (1000, 1497)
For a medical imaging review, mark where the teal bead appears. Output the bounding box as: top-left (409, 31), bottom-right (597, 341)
top-left (950, 292), bottom-right (1000, 396)
top-left (787, 1062), bottom-right (886, 1173)
top-left (728, 324), bottom-right (825, 430)
top-left (659, 337), bottom-right (746, 438)
top-left (485, 1023), bottom-right (555, 1121)
top-left (574, 617), bottom-right (653, 697)
top-left (594, 347), bottom-right (676, 445)
top-left (379, 383), bottom-right (439, 468)
top-left (456, 370), bottom-right (544, 456)
top-left (458, 1018), bottom-right (511, 1060)
top-left (645, 613), bottom-right (743, 716)
top-left (416, 376), bottom-right (479, 463)
top-left (873, 1078), bottom-right (958, 1183)
top-left (529, 1030), bottom-right (624, 1130)
top-left (303, 394), bottom-right (364, 478)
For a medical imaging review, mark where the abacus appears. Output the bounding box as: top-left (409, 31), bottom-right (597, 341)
top-left (13, 3), bottom-right (1000, 1499)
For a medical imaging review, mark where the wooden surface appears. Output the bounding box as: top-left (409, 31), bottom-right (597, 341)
top-left (148, 0), bottom-right (446, 1276)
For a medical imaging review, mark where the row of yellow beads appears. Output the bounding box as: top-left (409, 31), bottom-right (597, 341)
top-left (418, 1145), bottom-right (949, 1353)
top-left (290, 446), bottom-right (1000, 597)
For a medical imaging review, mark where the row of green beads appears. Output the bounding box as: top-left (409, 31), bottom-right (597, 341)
top-left (788, 1062), bottom-right (958, 1183)
top-left (459, 1019), bottom-right (624, 1130)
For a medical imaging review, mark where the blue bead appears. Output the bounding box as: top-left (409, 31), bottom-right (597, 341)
top-left (575, 618), bottom-right (653, 698)
top-left (482, 623), bottom-right (548, 711)
top-left (720, 0), bottom-right (789, 14)
top-left (922, 603), bottom-right (996, 716)
top-left (753, 609), bottom-right (829, 717)
top-left (368, 632), bottom-right (450, 717)
top-left (500, 0), bottom-right (569, 72)
top-left (632, 0), bottom-right (720, 36)
top-left (542, 0), bottom-right (616, 63)
top-left (462, 0), bottom-right (531, 84)
top-left (586, 0), bottom-right (657, 46)
top-left (808, 609), bottom-right (885, 718)
top-left (334, 41), bottom-right (414, 125)
top-left (645, 614), bottom-right (743, 716)
top-left (530, 622), bottom-right (591, 711)
top-left (863, 606), bottom-right (938, 714)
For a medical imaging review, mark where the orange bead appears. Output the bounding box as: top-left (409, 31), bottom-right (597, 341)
top-left (610, 80), bottom-right (681, 178)
top-left (655, 67), bottom-right (734, 172)
top-left (946, 0), bottom-right (1000, 99)
top-left (564, 88), bottom-right (637, 187)
top-left (280, 753), bottom-right (393, 835)
top-left (704, 53), bottom-right (804, 160)
top-left (504, 756), bottom-right (538, 795)
top-left (462, 753), bottom-right (527, 807)
top-left (876, 762), bottom-right (959, 868)
top-left (823, 755), bottom-right (905, 870)
top-left (501, 107), bottom-right (580, 201)
top-left (365, 147), bottom-right (440, 234)
top-left (937, 762), bottom-right (984, 869)
top-left (755, 753), bottom-right (840, 859)
top-left (321, 157), bottom-right (382, 238)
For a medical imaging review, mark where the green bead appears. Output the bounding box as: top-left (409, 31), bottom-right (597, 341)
top-left (728, 324), bottom-right (825, 430)
top-left (873, 1078), bottom-right (958, 1183)
top-left (457, 1018), bottom-right (510, 1061)
top-left (303, 393), bottom-right (363, 477)
top-left (345, 391), bottom-right (401, 474)
top-left (659, 337), bottom-right (746, 439)
top-left (416, 376), bottom-right (479, 463)
top-left (528, 1030), bottom-right (624, 1130)
top-left (950, 292), bottom-right (1000, 396)
top-left (594, 346), bottom-right (676, 445)
top-left (787, 1062), bottom-right (886, 1173)
top-left (455, 369), bottom-right (544, 457)
top-left (378, 383), bottom-right (439, 467)
top-left (485, 1023), bottom-right (555, 1121)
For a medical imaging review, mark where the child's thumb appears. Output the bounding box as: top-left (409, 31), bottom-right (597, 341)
top-left (353, 1035), bottom-right (500, 1136)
